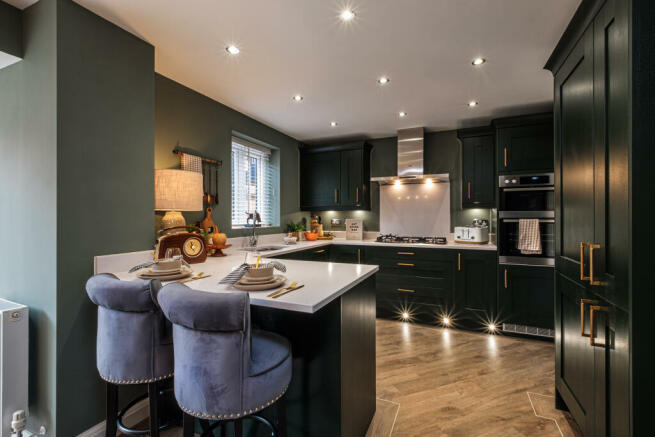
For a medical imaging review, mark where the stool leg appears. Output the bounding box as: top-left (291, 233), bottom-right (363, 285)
top-left (234, 419), bottom-right (243, 437)
top-left (148, 381), bottom-right (159, 437)
top-left (106, 383), bottom-right (118, 437)
top-left (277, 395), bottom-right (287, 437)
top-left (182, 412), bottom-right (195, 437)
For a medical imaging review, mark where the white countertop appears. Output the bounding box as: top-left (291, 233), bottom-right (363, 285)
top-left (111, 256), bottom-right (378, 314)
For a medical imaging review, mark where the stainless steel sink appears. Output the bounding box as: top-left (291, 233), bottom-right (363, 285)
top-left (240, 245), bottom-right (287, 252)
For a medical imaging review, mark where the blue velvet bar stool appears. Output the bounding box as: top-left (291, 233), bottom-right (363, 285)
top-left (86, 273), bottom-right (175, 437)
top-left (158, 283), bottom-right (292, 437)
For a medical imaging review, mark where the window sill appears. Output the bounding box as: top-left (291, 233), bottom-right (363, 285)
top-left (232, 225), bottom-right (277, 230)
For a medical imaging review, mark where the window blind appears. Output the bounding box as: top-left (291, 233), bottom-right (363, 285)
top-left (231, 137), bottom-right (278, 228)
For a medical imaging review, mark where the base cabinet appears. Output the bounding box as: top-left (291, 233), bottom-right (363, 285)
top-left (454, 251), bottom-right (497, 327)
top-left (498, 265), bottom-right (554, 330)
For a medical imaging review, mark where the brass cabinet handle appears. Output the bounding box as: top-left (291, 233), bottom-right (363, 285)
top-left (356, 186), bottom-right (359, 203)
top-left (397, 262), bottom-right (414, 267)
top-left (467, 182), bottom-right (471, 200)
top-left (334, 188), bottom-right (338, 203)
top-left (315, 249), bottom-right (326, 254)
top-left (580, 298), bottom-right (596, 337)
top-left (580, 242), bottom-right (590, 281)
top-left (580, 242), bottom-right (602, 285)
top-left (504, 269), bottom-right (508, 289)
top-left (397, 288), bottom-right (415, 293)
top-left (397, 251), bottom-right (415, 256)
top-left (590, 305), bottom-right (610, 347)
top-left (457, 253), bottom-right (461, 271)
top-left (357, 249), bottom-right (361, 264)
top-left (504, 147), bottom-right (508, 167)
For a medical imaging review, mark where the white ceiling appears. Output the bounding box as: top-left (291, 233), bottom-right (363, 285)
top-left (19, 0), bottom-right (580, 141)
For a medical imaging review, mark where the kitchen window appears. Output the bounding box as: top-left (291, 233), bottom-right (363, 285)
top-left (231, 136), bottom-right (279, 229)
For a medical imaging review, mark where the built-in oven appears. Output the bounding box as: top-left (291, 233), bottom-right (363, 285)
top-left (498, 173), bottom-right (555, 266)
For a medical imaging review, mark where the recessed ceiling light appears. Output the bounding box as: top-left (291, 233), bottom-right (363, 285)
top-left (226, 45), bottom-right (240, 55)
top-left (472, 57), bottom-right (486, 66)
top-left (340, 9), bottom-right (356, 21)
top-left (377, 76), bottom-right (390, 85)
top-left (399, 111), bottom-right (407, 117)
top-left (330, 121), bottom-right (338, 127)
top-left (468, 101), bottom-right (478, 108)
top-left (293, 95), bottom-right (304, 102)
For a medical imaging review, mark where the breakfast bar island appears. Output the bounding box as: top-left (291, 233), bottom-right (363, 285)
top-left (99, 252), bottom-right (379, 437)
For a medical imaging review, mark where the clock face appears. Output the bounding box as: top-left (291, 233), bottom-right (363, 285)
top-left (183, 237), bottom-right (204, 258)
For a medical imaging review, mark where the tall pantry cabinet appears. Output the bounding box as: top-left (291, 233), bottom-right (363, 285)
top-left (545, 0), bottom-right (654, 435)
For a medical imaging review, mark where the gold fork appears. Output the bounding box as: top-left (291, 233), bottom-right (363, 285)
top-left (177, 272), bottom-right (208, 283)
top-left (267, 281), bottom-right (298, 298)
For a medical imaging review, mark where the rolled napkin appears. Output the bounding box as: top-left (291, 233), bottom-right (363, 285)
top-left (218, 260), bottom-right (287, 285)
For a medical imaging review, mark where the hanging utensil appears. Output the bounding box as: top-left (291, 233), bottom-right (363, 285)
top-left (214, 165), bottom-right (219, 205)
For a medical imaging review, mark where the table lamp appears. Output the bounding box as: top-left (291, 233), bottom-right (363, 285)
top-left (155, 169), bottom-right (203, 232)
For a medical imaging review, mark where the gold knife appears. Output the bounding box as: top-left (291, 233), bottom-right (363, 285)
top-left (272, 285), bottom-right (305, 299)
top-left (267, 281), bottom-right (298, 298)
top-left (177, 273), bottom-right (210, 284)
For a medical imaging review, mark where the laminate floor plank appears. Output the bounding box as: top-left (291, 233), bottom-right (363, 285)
top-left (375, 318), bottom-right (582, 437)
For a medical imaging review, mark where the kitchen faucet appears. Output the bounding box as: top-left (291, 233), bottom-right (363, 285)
top-left (246, 211), bottom-right (261, 247)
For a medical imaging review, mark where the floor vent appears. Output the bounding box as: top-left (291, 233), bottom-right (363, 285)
top-left (502, 323), bottom-right (554, 338)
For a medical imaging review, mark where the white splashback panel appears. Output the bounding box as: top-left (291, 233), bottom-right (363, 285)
top-left (380, 183), bottom-right (451, 236)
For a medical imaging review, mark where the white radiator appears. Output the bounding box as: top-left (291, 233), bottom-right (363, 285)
top-left (0, 299), bottom-right (28, 437)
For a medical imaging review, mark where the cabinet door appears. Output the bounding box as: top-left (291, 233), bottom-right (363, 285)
top-left (591, 302), bottom-right (629, 437)
top-left (339, 149), bottom-right (363, 208)
top-left (461, 134), bottom-right (495, 207)
top-left (497, 123), bottom-right (553, 173)
top-left (554, 27), bottom-right (595, 286)
top-left (331, 245), bottom-right (364, 264)
top-left (300, 151), bottom-right (341, 210)
top-left (591, 0), bottom-right (630, 311)
top-left (498, 265), bottom-right (554, 329)
top-left (455, 251), bottom-right (497, 324)
top-left (555, 272), bottom-right (596, 436)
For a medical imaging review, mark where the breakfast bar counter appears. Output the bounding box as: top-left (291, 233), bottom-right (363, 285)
top-left (97, 252), bottom-right (378, 437)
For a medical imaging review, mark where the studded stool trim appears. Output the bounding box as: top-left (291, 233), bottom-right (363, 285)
top-left (179, 385), bottom-right (289, 420)
top-left (100, 372), bottom-right (174, 385)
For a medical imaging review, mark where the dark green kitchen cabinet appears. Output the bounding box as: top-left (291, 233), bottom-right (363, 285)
top-left (546, 0), bottom-right (638, 435)
top-left (330, 245), bottom-right (365, 264)
top-left (300, 142), bottom-right (371, 211)
top-left (494, 113), bottom-right (553, 174)
top-left (498, 265), bottom-right (554, 330)
top-left (457, 127), bottom-right (495, 208)
top-left (454, 250), bottom-right (497, 324)
top-left (272, 246), bottom-right (331, 262)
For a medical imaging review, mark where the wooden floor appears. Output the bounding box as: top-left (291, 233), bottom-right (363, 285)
top-left (375, 318), bottom-right (582, 437)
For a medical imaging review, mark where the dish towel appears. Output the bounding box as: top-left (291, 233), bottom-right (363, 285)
top-left (181, 153), bottom-right (202, 173)
top-left (518, 219), bottom-right (542, 255)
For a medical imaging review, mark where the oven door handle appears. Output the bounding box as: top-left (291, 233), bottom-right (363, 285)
top-left (499, 186), bottom-right (555, 192)
top-left (501, 219), bottom-right (555, 223)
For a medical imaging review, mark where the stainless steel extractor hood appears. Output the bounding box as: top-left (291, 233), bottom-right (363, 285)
top-left (371, 127), bottom-right (450, 185)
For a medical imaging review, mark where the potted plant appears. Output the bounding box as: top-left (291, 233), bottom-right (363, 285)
top-left (286, 221), bottom-right (305, 240)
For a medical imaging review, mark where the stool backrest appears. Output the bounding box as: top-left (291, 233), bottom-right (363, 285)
top-left (86, 273), bottom-right (173, 384)
top-left (158, 283), bottom-right (252, 417)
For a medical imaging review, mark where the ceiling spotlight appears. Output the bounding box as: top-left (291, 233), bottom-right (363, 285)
top-left (377, 76), bottom-right (390, 85)
top-left (330, 121), bottom-right (338, 127)
top-left (340, 9), bottom-right (356, 21)
top-left (226, 45), bottom-right (240, 55)
top-left (468, 101), bottom-right (478, 108)
top-left (472, 57), bottom-right (486, 66)
top-left (399, 111), bottom-right (407, 118)
top-left (293, 95), bottom-right (304, 102)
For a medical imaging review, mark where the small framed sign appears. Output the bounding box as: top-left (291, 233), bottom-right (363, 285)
top-left (345, 219), bottom-right (363, 240)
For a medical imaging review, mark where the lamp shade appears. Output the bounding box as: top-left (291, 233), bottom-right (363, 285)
top-left (154, 169), bottom-right (203, 211)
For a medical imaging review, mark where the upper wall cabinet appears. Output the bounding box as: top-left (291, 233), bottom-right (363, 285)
top-left (457, 127), bottom-right (495, 208)
top-left (494, 113), bottom-right (554, 174)
top-left (300, 141), bottom-right (371, 211)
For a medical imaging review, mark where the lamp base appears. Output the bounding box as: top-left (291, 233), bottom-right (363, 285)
top-left (161, 211), bottom-right (186, 234)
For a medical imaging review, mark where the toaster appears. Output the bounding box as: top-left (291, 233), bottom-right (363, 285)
top-left (454, 226), bottom-right (489, 244)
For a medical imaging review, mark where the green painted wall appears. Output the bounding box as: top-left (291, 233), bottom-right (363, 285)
top-left (55, 0), bottom-right (155, 435)
top-left (316, 131), bottom-right (494, 233)
top-left (155, 74), bottom-right (306, 238)
top-left (0, 0), bottom-right (22, 58)
top-left (0, 0), bottom-right (57, 431)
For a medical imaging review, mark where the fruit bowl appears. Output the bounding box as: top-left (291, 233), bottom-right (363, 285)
top-left (304, 232), bottom-right (319, 241)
